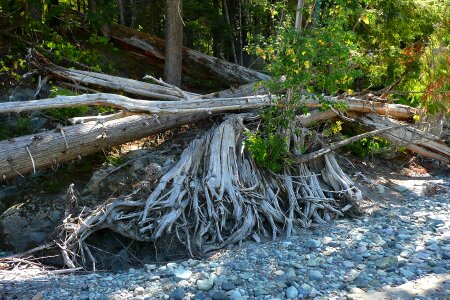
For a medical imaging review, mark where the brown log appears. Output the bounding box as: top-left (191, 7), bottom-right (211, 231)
top-left (0, 113), bottom-right (208, 180)
top-left (108, 24), bottom-right (271, 86)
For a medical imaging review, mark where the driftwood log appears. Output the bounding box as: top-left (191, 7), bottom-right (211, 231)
top-left (1, 92), bottom-right (447, 180)
top-left (0, 113), bottom-right (208, 180)
top-left (58, 115), bottom-right (363, 269)
top-left (359, 114), bottom-right (450, 163)
top-left (29, 49), bottom-right (199, 101)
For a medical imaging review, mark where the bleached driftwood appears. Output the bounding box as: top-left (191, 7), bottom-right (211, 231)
top-left (59, 115), bottom-right (362, 269)
top-left (29, 49), bottom-right (199, 101)
top-left (0, 93), bottom-right (269, 114)
top-left (0, 113), bottom-right (208, 180)
top-left (359, 114), bottom-right (450, 163)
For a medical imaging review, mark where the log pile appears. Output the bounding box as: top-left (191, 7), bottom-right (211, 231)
top-left (1, 49), bottom-right (449, 269)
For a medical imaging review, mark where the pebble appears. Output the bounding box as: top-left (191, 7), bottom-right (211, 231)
top-left (2, 176), bottom-right (449, 300)
top-left (308, 270), bottom-right (324, 282)
top-left (286, 286), bottom-right (298, 298)
top-left (174, 269), bottom-right (192, 280)
top-left (306, 238), bottom-right (321, 248)
top-left (169, 288), bottom-right (185, 300)
top-left (197, 278), bottom-right (214, 291)
top-left (134, 287), bottom-right (145, 295)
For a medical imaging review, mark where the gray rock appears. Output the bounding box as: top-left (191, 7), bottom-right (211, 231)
top-left (0, 194), bottom-right (64, 252)
top-left (197, 278), bottom-right (214, 291)
top-left (375, 256), bottom-right (398, 269)
top-left (308, 270), bottom-right (323, 282)
top-left (29, 116), bottom-right (46, 132)
top-left (395, 185), bottom-right (408, 193)
top-left (322, 237), bottom-right (333, 245)
top-left (399, 268), bottom-right (415, 279)
top-left (221, 282), bottom-right (235, 291)
top-left (8, 88), bottom-right (35, 102)
top-left (286, 286), bottom-right (298, 298)
top-left (230, 290), bottom-right (241, 300)
top-left (211, 290), bottom-right (228, 300)
top-left (306, 238), bottom-right (321, 248)
top-left (169, 289), bottom-right (185, 300)
top-left (254, 287), bottom-right (269, 296)
top-left (343, 261), bottom-right (355, 268)
top-left (298, 283), bottom-right (312, 297)
top-left (174, 269), bottom-right (192, 280)
top-left (134, 286), bottom-right (145, 295)
top-left (353, 273), bottom-right (369, 288)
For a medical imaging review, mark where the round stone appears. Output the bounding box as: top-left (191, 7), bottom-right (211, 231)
top-left (308, 270), bottom-right (323, 282)
top-left (286, 286), bottom-right (299, 298)
top-left (174, 269), bottom-right (192, 280)
top-left (197, 278), bottom-right (214, 291)
top-left (169, 288), bottom-right (185, 300)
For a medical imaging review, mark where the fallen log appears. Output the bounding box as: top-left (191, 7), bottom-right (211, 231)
top-left (359, 114), bottom-right (450, 163)
top-left (0, 113), bottom-right (208, 180)
top-left (0, 93), bottom-right (269, 114)
top-left (29, 49), bottom-right (198, 101)
top-left (108, 25), bottom-right (271, 86)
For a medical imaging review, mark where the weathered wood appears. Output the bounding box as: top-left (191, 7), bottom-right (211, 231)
top-left (303, 96), bottom-right (417, 121)
top-left (29, 49), bottom-right (198, 101)
top-left (0, 93), bottom-right (269, 114)
top-left (359, 114), bottom-right (450, 163)
top-left (0, 113), bottom-right (207, 180)
top-left (295, 125), bottom-right (407, 163)
top-left (108, 24), bottom-right (271, 86)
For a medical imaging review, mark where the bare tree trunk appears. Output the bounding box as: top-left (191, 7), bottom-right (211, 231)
top-left (164, 0), bottom-right (183, 87)
top-left (222, 0), bottom-right (238, 64)
top-left (359, 114), bottom-right (450, 163)
top-left (295, 0), bottom-right (304, 32)
top-left (117, 0), bottom-right (125, 25)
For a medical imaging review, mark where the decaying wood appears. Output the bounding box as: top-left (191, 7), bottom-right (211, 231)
top-left (302, 95), bottom-right (417, 121)
top-left (359, 114), bottom-right (450, 163)
top-left (0, 113), bottom-right (208, 180)
top-left (108, 25), bottom-right (271, 86)
top-left (29, 49), bottom-right (199, 101)
top-left (59, 115), bottom-right (362, 268)
top-left (0, 93), bottom-right (269, 114)
top-left (295, 124), bottom-right (408, 163)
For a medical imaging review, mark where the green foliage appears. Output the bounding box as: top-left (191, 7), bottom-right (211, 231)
top-left (322, 121), bottom-right (343, 138)
top-left (0, 55), bottom-right (27, 82)
top-left (39, 32), bottom-right (115, 72)
top-left (47, 86), bottom-right (90, 122)
top-left (0, 116), bottom-right (31, 139)
top-left (246, 0), bottom-right (362, 171)
top-left (86, 0), bottom-right (119, 31)
top-left (245, 106), bottom-right (291, 172)
top-left (106, 154), bottom-right (125, 167)
top-left (251, 20), bottom-right (362, 95)
top-left (346, 136), bottom-right (391, 158)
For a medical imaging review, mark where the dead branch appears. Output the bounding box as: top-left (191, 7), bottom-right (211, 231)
top-left (295, 125), bottom-right (408, 163)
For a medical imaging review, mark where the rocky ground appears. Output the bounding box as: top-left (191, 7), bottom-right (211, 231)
top-left (1, 158), bottom-right (449, 300)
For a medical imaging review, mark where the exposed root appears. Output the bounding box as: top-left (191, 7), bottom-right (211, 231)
top-left (59, 115), bottom-right (362, 268)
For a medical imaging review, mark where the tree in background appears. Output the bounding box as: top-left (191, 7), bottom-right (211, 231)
top-left (164, 0), bottom-right (183, 87)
